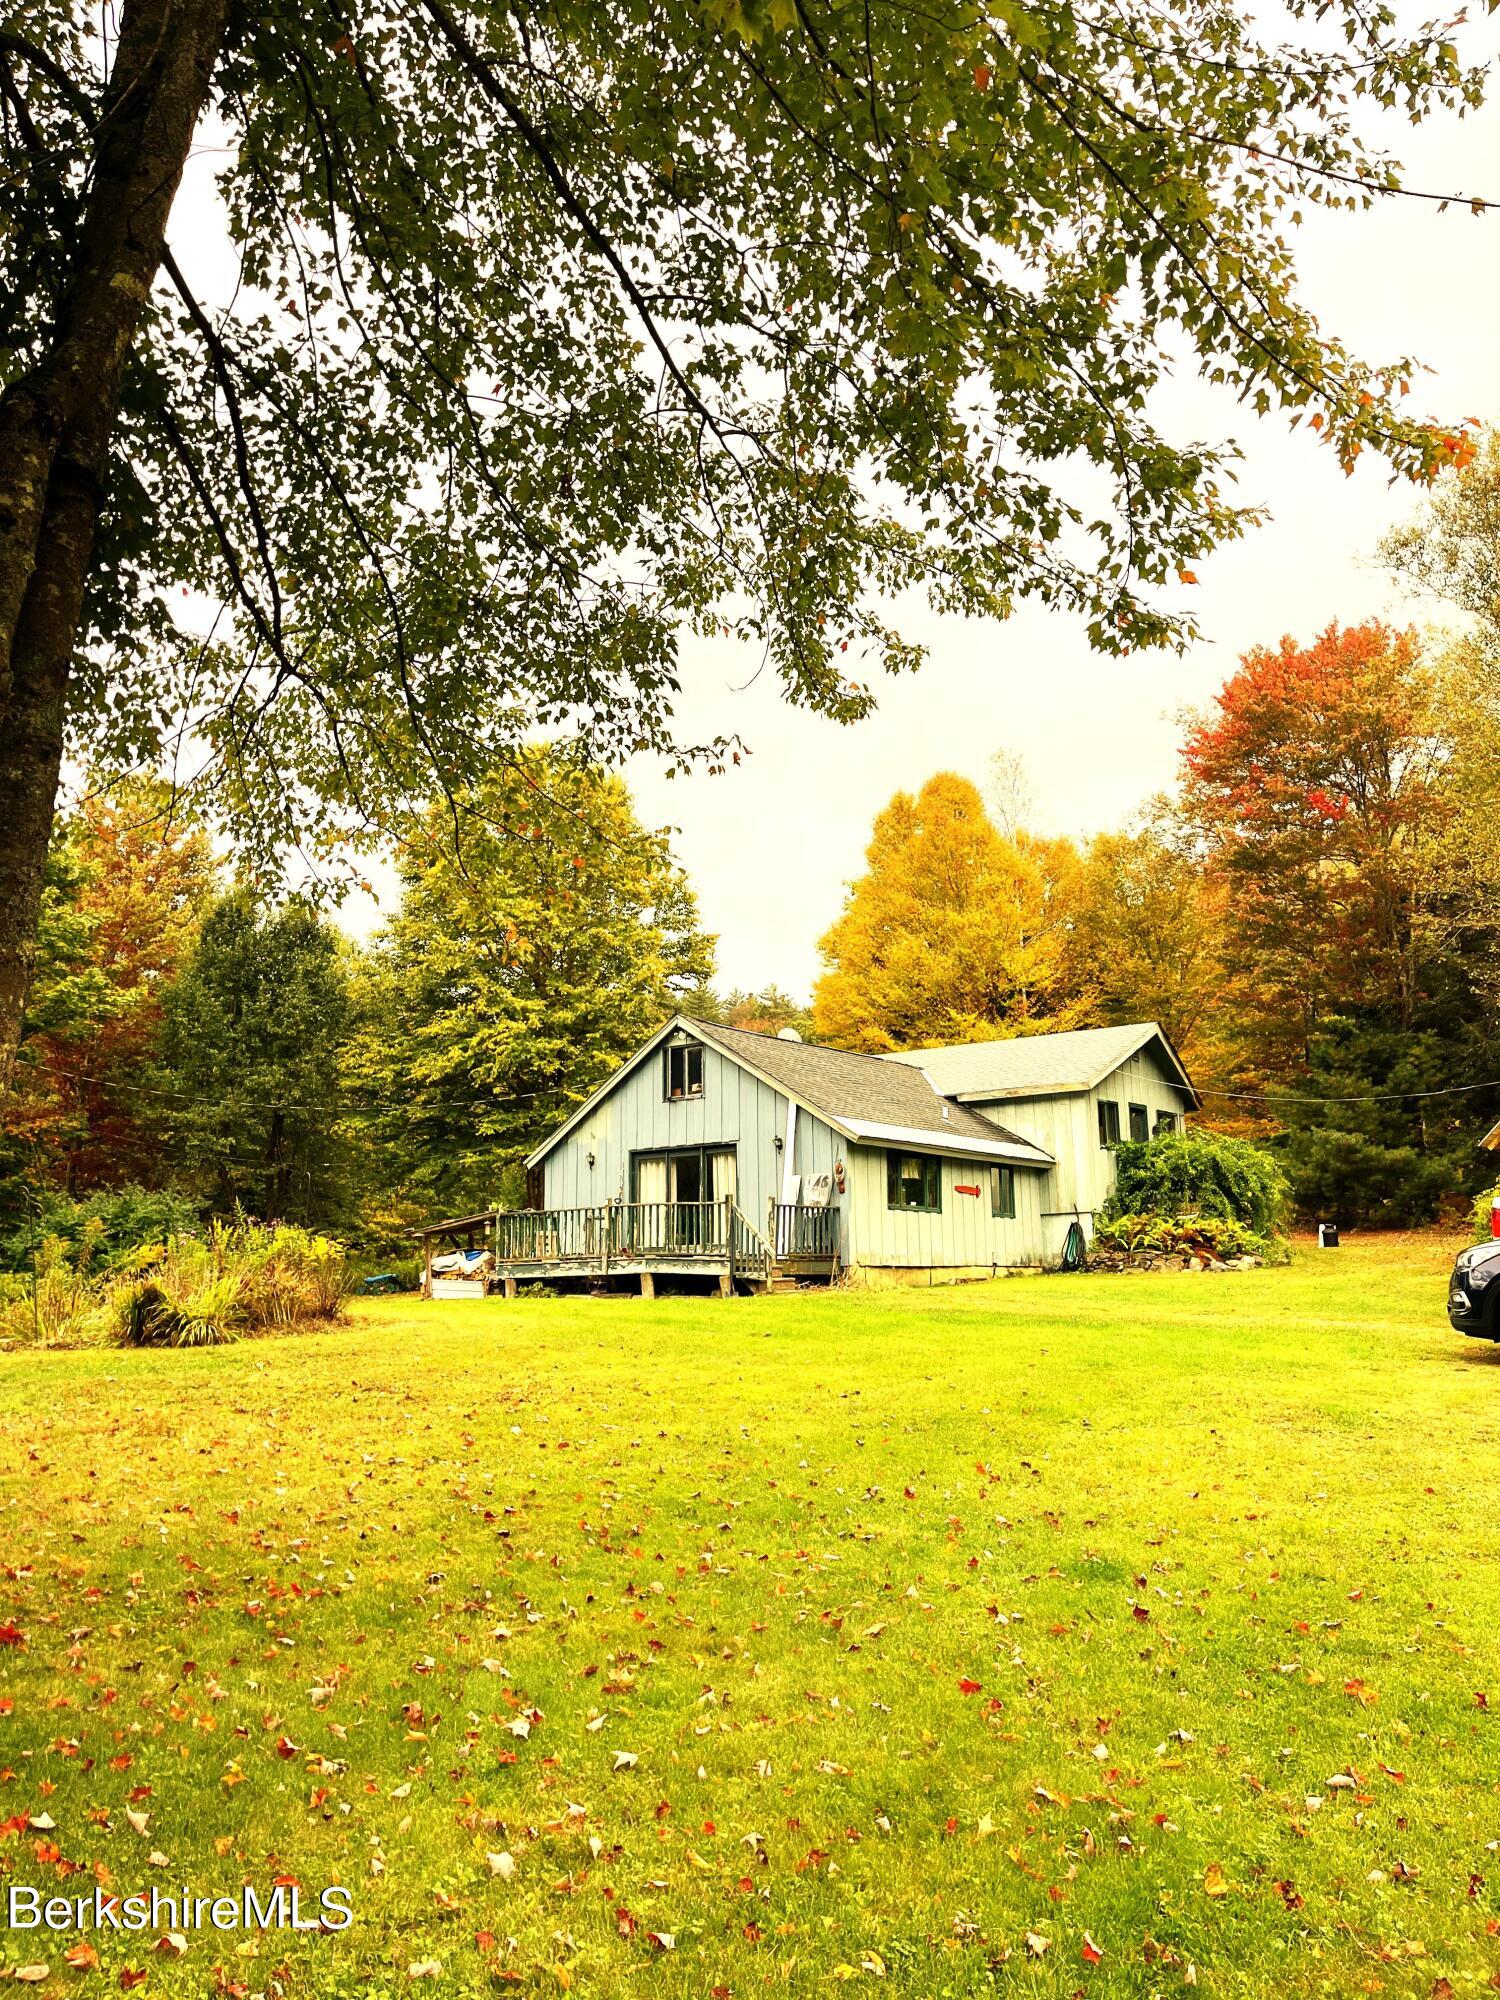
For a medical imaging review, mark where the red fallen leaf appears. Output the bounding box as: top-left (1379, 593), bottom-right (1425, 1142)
top-left (0, 1622), bottom-right (25, 1647)
top-left (1379, 1764), bottom-right (1406, 1784)
top-left (958, 1679), bottom-right (982, 1695)
top-left (944, 1817), bottom-right (958, 1836)
top-left (1081, 1931), bottom-right (1104, 1964)
top-left (126, 1786), bottom-right (152, 1802)
top-left (903, 1487), bottom-right (916, 1500)
top-left (272, 1874), bottom-right (299, 1889)
top-left (108, 1756), bottom-right (132, 1772)
top-left (274, 1736), bottom-right (299, 1759)
top-left (475, 1931), bottom-right (495, 1954)
top-left (1476, 1691), bottom-right (1490, 1710)
top-left (1131, 1605), bottom-right (1150, 1623)
top-left (120, 1971), bottom-right (148, 1990)
top-left (742, 1922), bottom-right (762, 1943)
top-left (65, 1943), bottom-right (100, 1970)
top-left (712, 1988), bottom-right (731, 2000)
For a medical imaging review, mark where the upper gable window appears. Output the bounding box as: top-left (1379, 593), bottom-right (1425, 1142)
top-left (664, 1041), bottom-right (703, 1100)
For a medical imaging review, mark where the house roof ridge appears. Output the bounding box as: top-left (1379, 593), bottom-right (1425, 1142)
top-left (682, 1016), bottom-right (899, 1068)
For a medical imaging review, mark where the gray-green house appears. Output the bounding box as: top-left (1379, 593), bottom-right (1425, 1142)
top-left (453, 1016), bottom-right (1197, 1294)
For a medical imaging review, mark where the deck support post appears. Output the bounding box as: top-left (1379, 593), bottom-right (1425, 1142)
top-left (503, 1276), bottom-right (518, 1300)
top-left (718, 1271), bottom-right (733, 1298)
top-left (640, 1272), bottom-right (656, 1301)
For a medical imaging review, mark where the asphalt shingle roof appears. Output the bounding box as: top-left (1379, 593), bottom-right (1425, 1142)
top-left (684, 1019), bottom-right (1052, 1163)
top-left (881, 1022), bottom-right (1192, 1101)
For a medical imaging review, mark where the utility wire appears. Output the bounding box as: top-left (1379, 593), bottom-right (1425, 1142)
top-left (30, 1059), bottom-right (1500, 1121)
top-left (30, 1061), bottom-right (562, 1119)
top-left (1169, 1076), bottom-right (1500, 1108)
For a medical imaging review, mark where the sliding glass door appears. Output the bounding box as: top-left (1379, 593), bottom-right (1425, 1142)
top-left (631, 1147), bottom-right (737, 1251)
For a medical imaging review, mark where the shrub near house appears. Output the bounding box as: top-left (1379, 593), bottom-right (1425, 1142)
top-left (1095, 1129), bottom-right (1291, 1266)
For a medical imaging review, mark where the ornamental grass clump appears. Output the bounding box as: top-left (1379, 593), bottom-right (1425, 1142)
top-left (0, 1220), bottom-right (350, 1351)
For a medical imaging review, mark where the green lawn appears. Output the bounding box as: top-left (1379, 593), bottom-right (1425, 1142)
top-left (2, 1234), bottom-right (1498, 1998)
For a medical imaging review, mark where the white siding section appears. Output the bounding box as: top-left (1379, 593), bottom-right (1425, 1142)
top-left (846, 1145), bottom-right (1048, 1271)
top-left (968, 1043), bottom-right (1191, 1255)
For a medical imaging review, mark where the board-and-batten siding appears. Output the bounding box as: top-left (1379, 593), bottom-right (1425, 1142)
top-left (844, 1145), bottom-right (1048, 1272)
top-left (540, 1036), bottom-right (854, 1264)
top-left (967, 1041), bottom-right (1191, 1259)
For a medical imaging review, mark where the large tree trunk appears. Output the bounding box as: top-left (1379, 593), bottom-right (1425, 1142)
top-left (0, 0), bottom-right (229, 1088)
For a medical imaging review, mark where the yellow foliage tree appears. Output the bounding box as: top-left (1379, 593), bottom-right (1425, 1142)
top-left (1066, 824), bottom-right (1230, 1073)
top-left (812, 773), bottom-right (1086, 1051)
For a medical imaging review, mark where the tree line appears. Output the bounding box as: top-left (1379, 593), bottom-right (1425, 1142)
top-left (6, 439), bottom-right (1500, 1241)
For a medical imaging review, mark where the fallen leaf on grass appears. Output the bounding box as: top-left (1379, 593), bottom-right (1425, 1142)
top-left (1081, 1932), bottom-right (1104, 1964)
top-left (407, 1960), bottom-right (443, 1979)
top-left (1024, 1932), bottom-right (1050, 1958)
top-left (1204, 1864), bottom-right (1228, 1898)
top-left (486, 1852), bottom-right (515, 1881)
top-left (11, 1969), bottom-right (49, 1984)
top-left (613, 1751), bottom-right (638, 1771)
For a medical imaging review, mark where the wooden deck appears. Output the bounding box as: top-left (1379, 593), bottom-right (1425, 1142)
top-left (416, 1201), bottom-right (839, 1296)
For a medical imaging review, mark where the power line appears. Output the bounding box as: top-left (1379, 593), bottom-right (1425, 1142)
top-left (28, 1058), bottom-right (1500, 1125)
top-left (29, 1061), bottom-right (563, 1121)
top-left (1173, 1076), bottom-right (1500, 1108)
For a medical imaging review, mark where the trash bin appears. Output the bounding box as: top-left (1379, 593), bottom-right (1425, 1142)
top-left (1317, 1222), bottom-right (1340, 1249)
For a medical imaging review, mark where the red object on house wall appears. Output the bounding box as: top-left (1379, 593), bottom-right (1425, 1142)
top-left (955, 1183), bottom-right (980, 1197)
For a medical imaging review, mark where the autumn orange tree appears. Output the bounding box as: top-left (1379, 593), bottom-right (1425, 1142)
top-left (1180, 622), bottom-right (1500, 1217)
top-left (813, 773), bottom-right (1085, 1051)
top-left (1, 780), bottom-right (217, 1195)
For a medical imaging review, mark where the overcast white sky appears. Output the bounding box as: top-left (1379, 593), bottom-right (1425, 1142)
top-left (614, 84), bottom-right (1500, 997)
top-left (172, 34), bottom-right (1500, 999)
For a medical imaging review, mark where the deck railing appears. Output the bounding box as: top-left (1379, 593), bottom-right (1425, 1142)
top-left (767, 1200), bottom-right (839, 1261)
top-left (492, 1200), bottom-right (833, 1276)
top-left (495, 1201), bottom-right (748, 1266)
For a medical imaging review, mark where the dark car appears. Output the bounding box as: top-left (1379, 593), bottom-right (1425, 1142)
top-left (1448, 1241), bottom-right (1500, 1339)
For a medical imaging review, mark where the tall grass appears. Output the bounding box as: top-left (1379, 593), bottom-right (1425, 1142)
top-left (0, 1221), bottom-right (350, 1350)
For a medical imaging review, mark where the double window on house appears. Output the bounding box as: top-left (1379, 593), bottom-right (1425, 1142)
top-left (1099, 1099), bottom-right (1178, 1146)
top-left (663, 1040), bottom-right (703, 1099)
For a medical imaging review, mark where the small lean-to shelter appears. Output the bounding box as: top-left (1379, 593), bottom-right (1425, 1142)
top-left (412, 1016), bottom-right (1198, 1297)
